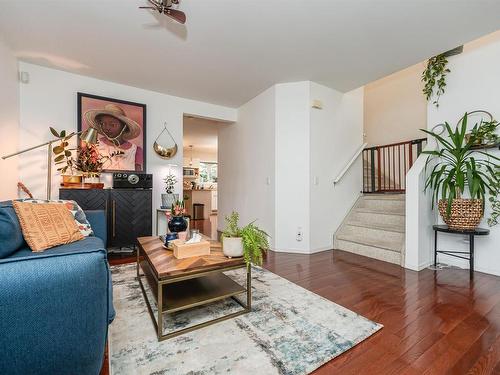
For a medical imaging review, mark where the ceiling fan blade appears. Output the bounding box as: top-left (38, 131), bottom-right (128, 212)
top-left (164, 8), bottom-right (186, 24)
top-left (139, 6), bottom-right (157, 9)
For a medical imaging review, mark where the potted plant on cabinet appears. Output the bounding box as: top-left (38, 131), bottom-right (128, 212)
top-left (221, 211), bottom-right (270, 266)
top-left (76, 142), bottom-right (119, 183)
top-left (162, 173), bottom-right (178, 209)
top-left (422, 113), bottom-right (500, 230)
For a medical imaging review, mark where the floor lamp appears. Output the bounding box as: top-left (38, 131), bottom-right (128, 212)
top-left (1, 128), bottom-right (98, 200)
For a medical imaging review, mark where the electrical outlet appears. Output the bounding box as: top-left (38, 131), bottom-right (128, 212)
top-left (296, 227), bottom-right (303, 242)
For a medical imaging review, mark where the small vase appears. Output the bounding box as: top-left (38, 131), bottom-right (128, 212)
top-left (83, 172), bottom-right (101, 184)
top-left (168, 215), bottom-right (187, 233)
top-left (161, 193), bottom-right (179, 209)
top-left (222, 237), bottom-right (244, 258)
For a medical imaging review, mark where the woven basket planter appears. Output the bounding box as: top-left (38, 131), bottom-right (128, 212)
top-left (438, 199), bottom-right (483, 230)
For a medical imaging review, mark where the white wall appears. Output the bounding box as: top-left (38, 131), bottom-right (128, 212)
top-left (218, 86), bottom-right (276, 246)
top-left (406, 31), bottom-right (500, 275)
top-left (17, 62), bottom-right (236, 227)
top-left (364, 62), bottom-right (427, 147)
top-left (310, 83), bottom-right (364, 251)
top-left (0, 37), bottom-right (19, 200)
top-left (426, 31), bottom-right (500, 276)
top-left (274, 82), bottom-right (311, 252)
top-left (405, 149), bottom-right (436, 271)
top-left (220, 81), bottom-right (364, 254)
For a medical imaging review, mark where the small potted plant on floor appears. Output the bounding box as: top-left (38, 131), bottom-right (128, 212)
top-left (422, 113), bottom-right (500, 230)
top-left (221, 211), bottom-right (270, 266)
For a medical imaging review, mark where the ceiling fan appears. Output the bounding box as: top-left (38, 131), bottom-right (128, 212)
top-left (139, 0), bottom-right (186, 24)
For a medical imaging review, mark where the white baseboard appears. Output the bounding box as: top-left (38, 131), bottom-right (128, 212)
top-left (270, 247), bottom-right (331, 255)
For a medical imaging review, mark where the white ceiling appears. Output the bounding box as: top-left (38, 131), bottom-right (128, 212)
top-left (1, 1), bottom-right (499, 107)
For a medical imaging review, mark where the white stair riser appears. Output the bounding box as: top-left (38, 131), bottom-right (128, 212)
top-left (362, 194), bottom-right (406, 201)
top-left (336, 225), bottom-right (403, 252)
top-left (334, 194), bottom-right (406, 266)
top-left (348, 211), bottom-right (405, 230)
top-left (334, 239), bottom-right (401, 265)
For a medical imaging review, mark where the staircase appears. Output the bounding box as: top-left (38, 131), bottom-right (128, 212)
top-left (334, 194), bottom-right (405, 266)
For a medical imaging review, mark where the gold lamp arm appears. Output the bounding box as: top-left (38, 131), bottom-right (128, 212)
top-left (1, 128), bottom-right (98, 199)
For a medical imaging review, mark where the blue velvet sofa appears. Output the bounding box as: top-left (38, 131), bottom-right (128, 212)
top-left (0, 201), bottom-right (115, 375)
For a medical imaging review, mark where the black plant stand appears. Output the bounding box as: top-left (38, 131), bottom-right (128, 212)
top-left (433, 225), bottom-right (490, 279)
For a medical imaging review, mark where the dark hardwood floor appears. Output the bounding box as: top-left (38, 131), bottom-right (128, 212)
top-left (105, 248), bottom-right (500, 374)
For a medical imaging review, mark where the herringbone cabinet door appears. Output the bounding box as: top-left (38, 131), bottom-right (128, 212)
top-left (59, 189), bottom-right (109, 210)
top-left (110, 189), bottom-right (152, 247)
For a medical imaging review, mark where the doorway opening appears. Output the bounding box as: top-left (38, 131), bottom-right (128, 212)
top-left (182, 115), bottom-right (229, 238)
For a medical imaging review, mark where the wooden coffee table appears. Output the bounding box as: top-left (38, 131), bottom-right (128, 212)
top-left (136, 236), bottom-right (251, 341)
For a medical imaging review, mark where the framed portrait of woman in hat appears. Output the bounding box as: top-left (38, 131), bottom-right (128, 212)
top-left (77, 92), bottom-right (146, 172)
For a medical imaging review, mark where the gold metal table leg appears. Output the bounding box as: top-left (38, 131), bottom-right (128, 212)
top-left (157, 282), bottom-right (163, 340)
top-left (247, 265), bottom-right (252, 311)
top-left (138, 264), bottom-right (252, 341)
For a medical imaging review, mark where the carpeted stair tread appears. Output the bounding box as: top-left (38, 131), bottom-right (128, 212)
top-left (335, 225), bottom-right (403, 252)
top-left (334, 194), bottom-right (406, 266)
top-left (345, 220), bottom-right (405, 233)
top-left (361, 194), bottom-right (406, 201)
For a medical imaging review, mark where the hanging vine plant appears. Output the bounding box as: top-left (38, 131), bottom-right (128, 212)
top-left (422, 46), bottom-right (463, 108)
top-left (422, 54), bottom-right (450, 108)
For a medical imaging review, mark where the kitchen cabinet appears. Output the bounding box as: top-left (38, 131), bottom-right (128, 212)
top-left (183, 189), bottom-right (217, 219)
top-left (211, 190), bottom-right (218, 211)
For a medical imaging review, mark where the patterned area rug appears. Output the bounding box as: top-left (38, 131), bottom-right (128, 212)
top-left (109, 264), bottom-right (382, 375)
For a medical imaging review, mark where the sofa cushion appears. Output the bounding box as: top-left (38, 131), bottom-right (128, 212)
top-left (22, 199), bottom-right (94, 237)
top-left (0, 235), bottom-right (115, 324)
top-left (13, 201), bottom-right (84, 252)
top-left (1, 236), bottom-right (106, 262)
top-left (0, 203), bottom-right (26, 258)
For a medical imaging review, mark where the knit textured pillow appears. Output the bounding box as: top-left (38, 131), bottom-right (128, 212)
top-left (22, 199), bottom-right (94, 237)
top-left (13, 201), bottom-right (84, 252)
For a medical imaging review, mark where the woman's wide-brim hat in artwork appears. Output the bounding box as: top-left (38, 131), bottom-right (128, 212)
top-left (84, 104), bottom-right (141, 140)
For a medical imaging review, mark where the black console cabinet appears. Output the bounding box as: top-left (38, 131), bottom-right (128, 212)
top-left (59, 188), bottom-right (152, 248)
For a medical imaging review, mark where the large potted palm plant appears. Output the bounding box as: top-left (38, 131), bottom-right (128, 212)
top-left (422, 113), bottom-right (500, 230)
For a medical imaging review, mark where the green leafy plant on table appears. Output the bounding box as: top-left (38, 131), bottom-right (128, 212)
top-left (422, 113), bottom-right (500, 228)
top-left (468, 119), bottom-right (499, 146)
